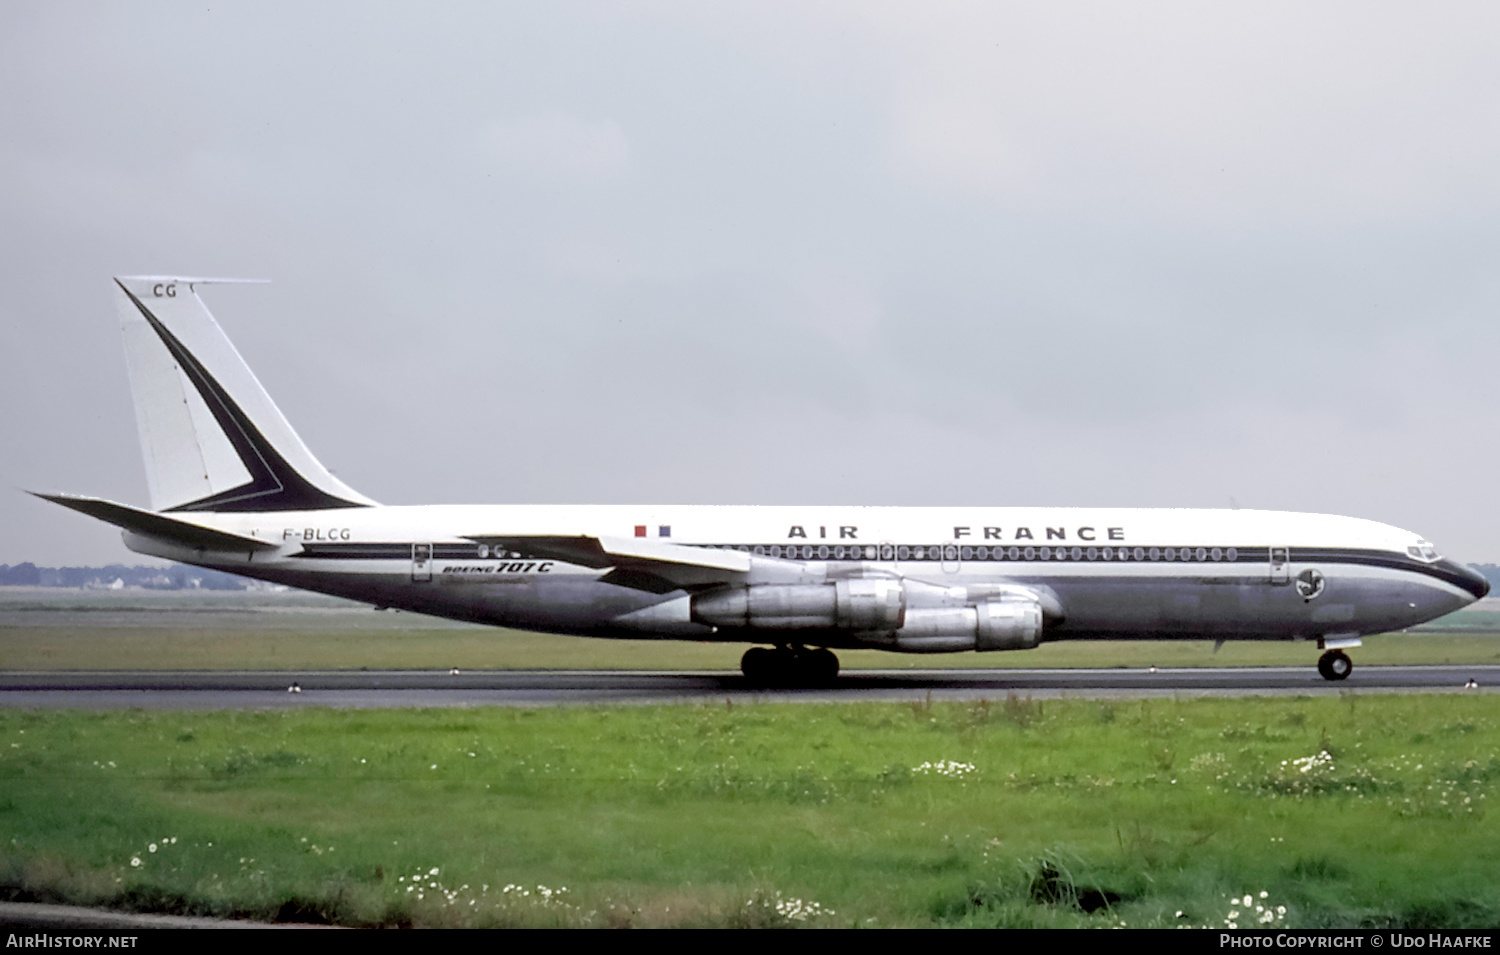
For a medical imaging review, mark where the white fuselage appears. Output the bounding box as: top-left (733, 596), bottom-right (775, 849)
top-left (121, 503), bottom-right (1487, 650)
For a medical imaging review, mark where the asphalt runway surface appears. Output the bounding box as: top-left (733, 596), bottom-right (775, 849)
top-left (1, 665), bottom-right (1497, 708)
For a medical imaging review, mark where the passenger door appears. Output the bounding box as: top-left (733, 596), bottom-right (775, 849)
top-left (1270, 546), bottom-right (1290, 585)
top-left (412, 543), bottom-right (433, 583)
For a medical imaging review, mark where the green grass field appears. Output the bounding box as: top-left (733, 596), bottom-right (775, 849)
top-left (3, 695), bottom-right (1500, 928)
top-left (5, 590), bottom-right (1499, 928)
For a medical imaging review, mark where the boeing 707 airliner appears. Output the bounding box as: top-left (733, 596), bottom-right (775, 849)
top-left (35, 277), bottom-right (1490, 684)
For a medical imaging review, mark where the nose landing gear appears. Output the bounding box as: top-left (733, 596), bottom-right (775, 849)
top-left (1317, 649), bottom-right (1353, 681)
top-left (741, 645), bottom-right (840, 687)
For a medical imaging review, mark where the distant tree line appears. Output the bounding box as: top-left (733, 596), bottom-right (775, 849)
top-left (0, 563), bottom-right (250, 590)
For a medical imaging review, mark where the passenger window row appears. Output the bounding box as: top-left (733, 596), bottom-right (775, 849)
top-left (697, 543), bottom-right (1249, 562)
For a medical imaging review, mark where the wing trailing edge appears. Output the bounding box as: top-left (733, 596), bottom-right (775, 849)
top-left (466, 534), bottom-right (750, 591)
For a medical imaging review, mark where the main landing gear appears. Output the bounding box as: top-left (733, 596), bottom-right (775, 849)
top-left (741, 645), bottom-right (840, 687)
top-left (1317, 649), bottom-right (1353, 682)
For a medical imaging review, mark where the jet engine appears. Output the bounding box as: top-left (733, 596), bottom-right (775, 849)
top-left (689, 579), bottom-right (1045, 653)
top-left (890, 600), bottom-right (1044, 652)
top-left (691, 579), bottom-right (905, 631)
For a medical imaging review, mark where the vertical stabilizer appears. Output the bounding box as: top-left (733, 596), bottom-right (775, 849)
top-left (114, 277), bottom-right (375, 513)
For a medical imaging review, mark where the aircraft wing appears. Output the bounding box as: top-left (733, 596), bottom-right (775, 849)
top-left (465, 534), bottom-right (750, 593)
top-left (33, 492), bottom-right (279, 552)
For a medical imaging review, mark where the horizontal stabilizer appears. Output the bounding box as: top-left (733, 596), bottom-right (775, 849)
top-left (466, 534), bottom-right (750, 590)
top-left (33, 492), bottom-right (278, 552)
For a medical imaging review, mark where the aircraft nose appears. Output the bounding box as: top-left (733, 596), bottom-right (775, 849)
top-left (1444, 560), bottom-right (1492, 601)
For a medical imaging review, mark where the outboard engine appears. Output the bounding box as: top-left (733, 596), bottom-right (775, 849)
top-left (892, 600), bottom-right (1044, 652)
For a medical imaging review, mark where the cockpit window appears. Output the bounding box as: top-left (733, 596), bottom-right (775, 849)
top-left (1407, 541), bottom-right (1441, 563)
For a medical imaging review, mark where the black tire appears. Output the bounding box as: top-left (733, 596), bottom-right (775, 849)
top-left (741, 646), bottom-right (777, 685)
top-left (1318, 649), bottom-right (1352, 681)
top-left (804, 647), bottom-right (840, 685)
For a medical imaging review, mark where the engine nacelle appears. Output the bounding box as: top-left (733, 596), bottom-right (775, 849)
top-left (690, 581), bottom-right (1044, 652)
top-left (973, 600), bottom-right (1044, 650)
top-left (890, 600), bottom-right (1044, 652)
top-left (691, 579), bottom-right (905, 631)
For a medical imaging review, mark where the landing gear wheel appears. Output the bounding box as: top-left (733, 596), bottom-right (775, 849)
top-left (741, 647), bottom-right (778, 685)
top-left (740, 646), bottom-right (841, 687)
top-left (803, 647), bottom-right (840, 685)
top-left (1317, 649), bottom-right (1352, 681)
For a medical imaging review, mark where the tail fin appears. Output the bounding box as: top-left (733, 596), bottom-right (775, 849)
top-left (114, 276), bottom-right (376, 513)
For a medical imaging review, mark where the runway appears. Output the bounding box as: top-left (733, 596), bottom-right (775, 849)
top-left (0, 664), bottom-right (1496, 708)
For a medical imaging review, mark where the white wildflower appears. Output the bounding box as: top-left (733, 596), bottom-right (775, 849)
top-left (912, 760), bottom-right (976, 778)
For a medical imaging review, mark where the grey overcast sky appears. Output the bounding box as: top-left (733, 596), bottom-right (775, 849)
top-left (5, 1), bottom-right (1500, 566)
